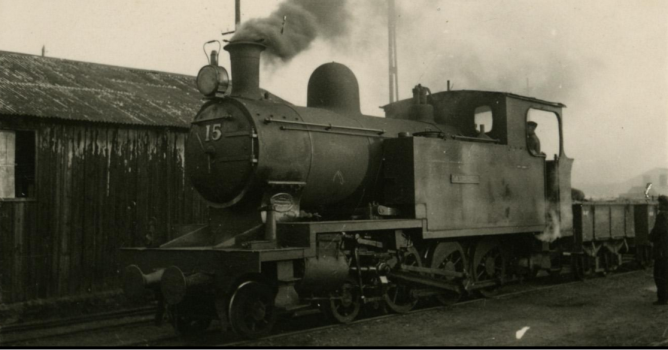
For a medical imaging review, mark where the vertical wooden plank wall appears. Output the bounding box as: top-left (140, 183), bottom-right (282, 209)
top-left (0, 122), bottom-right (208, 304)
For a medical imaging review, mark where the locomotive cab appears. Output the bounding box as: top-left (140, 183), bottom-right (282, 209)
top-left (382, 90), bottom-right (573, 239)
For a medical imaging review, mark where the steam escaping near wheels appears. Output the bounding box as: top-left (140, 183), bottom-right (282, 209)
top-left (537, 210), bottom-right (561, 243)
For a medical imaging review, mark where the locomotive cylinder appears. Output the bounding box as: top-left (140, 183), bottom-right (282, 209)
top-left (298, 255), bottom-right (350, 293)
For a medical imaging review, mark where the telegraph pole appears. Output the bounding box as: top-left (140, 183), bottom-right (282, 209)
top-left (223, 0), bottom-right (241, 36)
top-left (235, 0), bottom-right (241, 30)
top-left (387, 0), bottom-right (399, 103)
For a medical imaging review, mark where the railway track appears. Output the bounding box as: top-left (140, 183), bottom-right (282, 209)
top-left (224, 269), bottom-right (642, 347)
top-left (0, 306), bottom-right (156, 345)
top-left (131, 269), bottom-right (642, 347)
top-left (2, 267), bottom-right (644, 347)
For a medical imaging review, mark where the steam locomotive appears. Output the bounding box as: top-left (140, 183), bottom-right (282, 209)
top-left (120, 41), bottom-right (657, 339)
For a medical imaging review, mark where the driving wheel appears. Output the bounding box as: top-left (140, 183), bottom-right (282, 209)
top-left (384, 247), bottom-right (422, 313)
top-left (430, 242), bottom-right (467, 305)
top-left (472, 239), bottom-right (507, 298)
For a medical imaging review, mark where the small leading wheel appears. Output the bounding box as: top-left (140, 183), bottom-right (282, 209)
top-left (323, 279), bottom-right (361, 323)
top-left (384, 247), bottom-right (422, 314)
top-left (472, 239), bottom-right (507, 298)
top-left (229, 281), bottom-right (277, 339)
top-left (167, 305), bottom-right (212, 335)
top-left (430, 242), bottom-right (467, 305)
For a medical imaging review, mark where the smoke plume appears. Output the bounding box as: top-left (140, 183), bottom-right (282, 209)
top-left (232, 0), bottom-right (351, 64)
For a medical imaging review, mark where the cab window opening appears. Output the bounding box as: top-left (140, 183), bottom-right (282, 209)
top-left (474, 105), bottom-right (493, 140)
top-left (526, 109), bottom-right (561, 159)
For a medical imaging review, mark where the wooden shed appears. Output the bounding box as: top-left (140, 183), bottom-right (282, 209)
top-left (0, 51), bottom-right (208, 304)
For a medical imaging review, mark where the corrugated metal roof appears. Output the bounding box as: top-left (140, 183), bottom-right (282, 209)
top-left (0, 50), bottom-right (203, 128)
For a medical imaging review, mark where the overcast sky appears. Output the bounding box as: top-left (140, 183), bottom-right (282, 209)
top-left (0, 0), bottom-right (666, 188)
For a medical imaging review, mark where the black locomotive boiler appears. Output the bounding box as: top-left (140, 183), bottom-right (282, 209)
top-left (121, 41), bottom-right (657, 339)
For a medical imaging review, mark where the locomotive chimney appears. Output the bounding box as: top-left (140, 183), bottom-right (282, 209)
top-left (224, 41), bottom-right (266, 99)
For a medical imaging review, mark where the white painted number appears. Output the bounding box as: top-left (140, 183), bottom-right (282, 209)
top-left (205, 123), bottom-right (223, 141)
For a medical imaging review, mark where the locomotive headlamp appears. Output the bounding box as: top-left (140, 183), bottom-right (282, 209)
top-left (196, 40), bottom-right (230, 96)
top-left (196, 64), bottom-right (229, 96)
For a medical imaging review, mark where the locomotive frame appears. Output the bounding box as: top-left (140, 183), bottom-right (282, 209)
top-left (120, 41), bottom-right (657, 339)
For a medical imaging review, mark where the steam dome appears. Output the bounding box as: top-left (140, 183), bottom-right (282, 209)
top-left (307, 63), bottom-right (361, 114)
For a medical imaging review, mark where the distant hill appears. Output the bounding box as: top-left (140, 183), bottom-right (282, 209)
top-left (576, 167), bottom-right (668, 200)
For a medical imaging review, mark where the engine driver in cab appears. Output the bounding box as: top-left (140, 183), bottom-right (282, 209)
top-left (526, 120), bottom-right (542, 156)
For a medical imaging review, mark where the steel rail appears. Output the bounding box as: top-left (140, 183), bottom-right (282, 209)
top-left (0, 306), bottom-right (156, 345)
